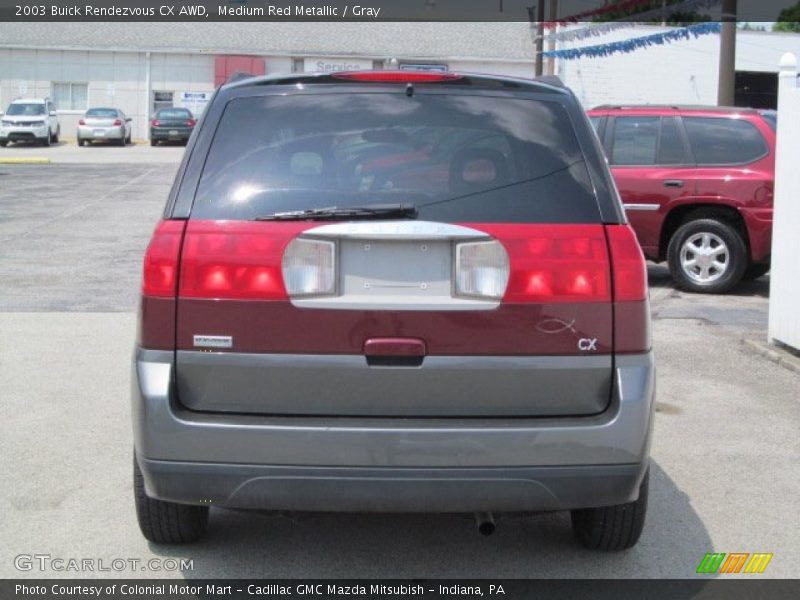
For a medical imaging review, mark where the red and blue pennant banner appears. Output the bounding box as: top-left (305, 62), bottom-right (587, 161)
top-left (542, 22), bottom-right (721, 60)
top-left (540, 0), bottom-right (722, 42)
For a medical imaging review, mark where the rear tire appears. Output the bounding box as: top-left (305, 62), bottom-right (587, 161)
top-left (0, 141), bottom-right (7, 147)
top-left (667, 218), bottom-right (747, 294)
top-left (53, 127), bottom-right (60, 144)
top-left (571, 469), bottom-right (649, 551)
top-left (133, 455), bottom-right (209, 544)
top-left (150, 139), bottom-right (157, 147)
top-left (742, 263), bottom-right (770, 281)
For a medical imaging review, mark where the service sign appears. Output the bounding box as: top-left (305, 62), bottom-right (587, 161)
top-left (304, 57), bottom-right (372, 73)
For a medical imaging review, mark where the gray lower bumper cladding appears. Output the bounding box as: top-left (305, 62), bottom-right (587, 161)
top-left (132, 349), bottom-right (655, 512)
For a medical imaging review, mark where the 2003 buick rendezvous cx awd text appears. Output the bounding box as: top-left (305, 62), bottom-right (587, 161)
top-left (132, 71), bottom-right (654, 550)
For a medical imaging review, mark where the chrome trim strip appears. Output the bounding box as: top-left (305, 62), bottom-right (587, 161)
top-left (301, 220), bottom-right (491, 241)
top-left (623, 203), bottom-right (660, 212)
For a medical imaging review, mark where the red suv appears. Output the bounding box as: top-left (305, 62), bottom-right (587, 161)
top-left (587, 106), bottom-right (775, 293)
top-left (133, 71), bottom-right (654, 549)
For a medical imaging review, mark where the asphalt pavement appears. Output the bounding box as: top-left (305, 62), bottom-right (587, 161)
top-left (0, 160), bottom-right (798, 579)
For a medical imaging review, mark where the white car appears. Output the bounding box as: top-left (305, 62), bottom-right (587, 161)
top-left (77, 107), bottom-right (132, 146)
top-left (0, 98), bottom-right (61, 147)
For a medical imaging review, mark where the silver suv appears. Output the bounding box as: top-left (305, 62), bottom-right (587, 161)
top-left (0, 98), bottom-right (60, 146)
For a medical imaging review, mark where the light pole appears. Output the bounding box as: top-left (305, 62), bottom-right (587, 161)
top-left (717, 0), bottom-right (737, 105)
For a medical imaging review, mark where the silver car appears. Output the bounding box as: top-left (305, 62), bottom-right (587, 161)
top-left (77, 108), bottom-right (132, 146)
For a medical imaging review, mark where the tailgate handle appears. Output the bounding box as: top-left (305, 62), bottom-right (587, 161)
top-left (364, 338), bottom-right (426, 367)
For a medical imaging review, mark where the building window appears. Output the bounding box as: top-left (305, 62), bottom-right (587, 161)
top-left (52, 82), bottom-right (88, 111)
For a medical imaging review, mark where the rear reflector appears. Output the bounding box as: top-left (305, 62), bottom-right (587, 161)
top-left (141, 220), bottom-right (185, 297)
top-left (605, 225), bottom-right (648, 302)
top-left (282, 238), bottom-right (336, 297)
top-left (332, 70), bottom-right (463, 83)
top-left (455, 240), bottom-right (509, 300)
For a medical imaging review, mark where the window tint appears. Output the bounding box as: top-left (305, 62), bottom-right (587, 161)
top-left (611, 117), bottom-right (659, 165)
top-left (191, 93), bottom-right (600, 223)
top-left (658, 117), bottom-right (687, 164)
top-left (684, 117), bottom-right (768, 165)
top-left (157, 108), bottom-right (192, 119)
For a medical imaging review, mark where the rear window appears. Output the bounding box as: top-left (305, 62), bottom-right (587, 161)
top-left (86, 108), bottom-right (118, 118)
top-left (157, 108), bottom-right (192, 119)
top-left (683, 116), bottom-right (768, 165)
top-left (191, 93), bottom-right (600, 223)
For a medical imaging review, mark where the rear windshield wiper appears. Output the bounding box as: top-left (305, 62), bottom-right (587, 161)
top-left (253, 203), bottom-right (418, 221)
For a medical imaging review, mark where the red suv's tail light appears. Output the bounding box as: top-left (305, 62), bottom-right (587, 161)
top-left (142, 220), bottom-right (185, 297)
top-left (113, 119), bottom-right (122, 126)
top-left (151, 119), bottom-right (160, 127)
top-left (475, 224), bottom-right (612, 303)
top-left (605, 225), bottom-right (648, 302)
top-left (78, 119), bottom-right (86, 125)
top-left (178, 221), bottom-right (311, 300)
top-left (187, 119), bottom-right (197, 127)
top-left (332, 70), bottom-right (463, 83)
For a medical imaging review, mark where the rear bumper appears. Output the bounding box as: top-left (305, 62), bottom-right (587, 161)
top-left (150, 128), bottom-right (192, 140)
top-left (77, 125), bottom-right (124, 140)
top-left (132, 349), bottom-right (655, 512)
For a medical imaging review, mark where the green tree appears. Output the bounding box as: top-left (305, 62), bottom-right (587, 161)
top-left (774, 3), bottom-right (800, 32)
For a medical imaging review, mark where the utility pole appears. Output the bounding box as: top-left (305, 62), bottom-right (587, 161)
top-left (546, 0), bottom-right (558, 75)
top-left (717, 0), bottom-right (737, 106)
top-left (533, 0), bottom-right (545, 76)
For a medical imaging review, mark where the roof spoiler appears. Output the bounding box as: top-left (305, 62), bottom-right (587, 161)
top-left (534, 75), bottom-right (565, 89)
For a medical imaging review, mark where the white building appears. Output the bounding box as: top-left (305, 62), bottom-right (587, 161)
top-left (1, 22), bottom-right (799, 140)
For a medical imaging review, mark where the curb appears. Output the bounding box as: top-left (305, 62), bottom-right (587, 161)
top-left (742, 339), bottom-right (800, 374)
top-left (0, 157), bottom-right (50, 164)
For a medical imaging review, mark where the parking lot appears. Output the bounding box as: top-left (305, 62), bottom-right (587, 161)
top-left (0, 155), bottom-right (798, 579)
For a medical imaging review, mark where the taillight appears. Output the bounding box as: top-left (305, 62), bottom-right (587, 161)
top-left (474, 224), bottom-right (612, 303)
top-left (142, 220), bottom-right (185, 297)
top-left (78, 119), bottom-right (85, 125)
top-left (282, 238), bottom-right (336, 297)
top-left (187, 119), bottom-right (196, 127)
top-left (113, 119), bottom-right (122, 126)
top-left (605, 225), bottom-right (648, 302)
top-left (454, 240), bottom-right (509, 300)
top-left (332, 70), bottom-right (463, 83)
top-left (178, 221), bottom-right (311, 300)
top-left (151, 119), bottom-right (160, 127)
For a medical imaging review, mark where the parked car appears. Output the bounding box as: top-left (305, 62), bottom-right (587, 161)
top-left (77, 107), bottom-right (132, 146)
top-left (133, 71), bottom-right (653, 549)
top-left (149, 108), bottom-right (195, 146)
top-left (0, 98), bottom-right (60, 146)
top-left (587, 105), bottom-right (775, 293)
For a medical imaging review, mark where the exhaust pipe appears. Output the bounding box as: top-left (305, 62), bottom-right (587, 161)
top-left (474, 512), bottom-right (496, 536)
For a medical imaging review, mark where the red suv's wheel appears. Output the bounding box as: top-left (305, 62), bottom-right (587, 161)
top-left (667, 218), bottom-right (747, 294)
